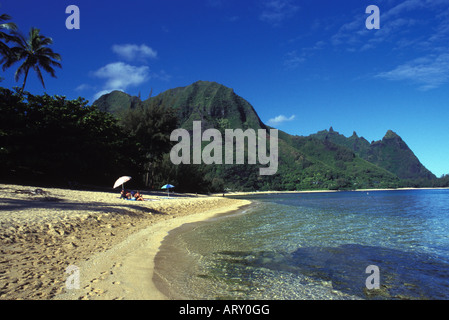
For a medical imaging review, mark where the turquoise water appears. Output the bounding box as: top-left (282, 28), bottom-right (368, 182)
top-left (154, 189), bottom-right (449, 300)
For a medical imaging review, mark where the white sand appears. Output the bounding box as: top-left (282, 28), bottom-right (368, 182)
top-left (55, 199), bottom-right (250, 300)
top-left (0, 183), bottom-right (250, 300)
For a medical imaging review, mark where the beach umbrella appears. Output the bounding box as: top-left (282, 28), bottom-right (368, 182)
top-left (113, 176), bottom-right (132, 189)
top-left (161, 184), bottom-right (175, 197)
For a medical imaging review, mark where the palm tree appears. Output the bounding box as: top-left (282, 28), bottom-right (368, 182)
top-left (2, 27), bottom-right (61, 91)
top-left (0, 13), bottom-right (17, 62)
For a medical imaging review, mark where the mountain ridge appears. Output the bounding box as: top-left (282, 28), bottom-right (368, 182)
top-left (93, 80), bottom-right (436, 190)
top-left (310, 127), bottom-right (436, 180)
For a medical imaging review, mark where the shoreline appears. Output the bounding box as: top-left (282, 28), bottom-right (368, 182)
top-left (56, 198), bottom-right (251, 300)
top-left (152, 202), bottom-right (255, 300)
top-left (220, 187), bottom-right (449, 196)
top-left (0, 183), bottom-right (250, 300)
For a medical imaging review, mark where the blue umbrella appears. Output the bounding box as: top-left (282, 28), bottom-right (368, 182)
top-left (161, 184), bottom-right (175, 197)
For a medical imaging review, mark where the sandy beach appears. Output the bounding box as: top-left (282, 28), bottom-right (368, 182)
top-left (0, 183), bottom-right (250, 300)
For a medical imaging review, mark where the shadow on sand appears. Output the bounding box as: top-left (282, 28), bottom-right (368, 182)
top-left (0, 196), bottom-right (164, 216)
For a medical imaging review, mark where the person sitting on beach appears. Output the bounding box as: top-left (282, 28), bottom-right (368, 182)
top-left (134, 191), bottom-right (144, 201)
top-left (121, 189), bottom-right (143, 201)
top-left (120, 190), bottom-right (135, 200)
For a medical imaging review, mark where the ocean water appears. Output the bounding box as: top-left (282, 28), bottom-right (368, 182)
top-left (154, 189), bottom-right (449, 300)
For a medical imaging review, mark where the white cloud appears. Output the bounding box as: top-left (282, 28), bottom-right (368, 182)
top-left (152, 69), bottom-right (172, 82)
top-left (330, 15), bottom-right (364, 47)
top-left (375, 53), bottom-right (449, 90)
top-left (267, 114), bottom-right (296, 126)
top-left (75, 83), bottom-right (94, 91)
top-left (284, 41), bottom-right (325, 69)
top-left (283, 51), bottom-right (305, 70)
top-left (112, 44), bottom-right (157, 61)
top-left (259, 0), bottom-right (299, 26)
top-left (92, 62), bottom-right (150, 99)
top-left (381, 0), bottom-right (448, 20)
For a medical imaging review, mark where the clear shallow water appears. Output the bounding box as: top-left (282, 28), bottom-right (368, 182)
top-left (154, 190), bottom-right (449, 300)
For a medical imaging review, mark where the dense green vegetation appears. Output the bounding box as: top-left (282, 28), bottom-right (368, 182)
top-left (119, 97), bottom-right (179, 189)
top-left (0, 88), bottom-right (135, 185)
top-left (0, 87), bottom-right (183, 190)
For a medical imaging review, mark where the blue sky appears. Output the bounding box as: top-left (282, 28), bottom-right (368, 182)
top-left (1, 0), bottom-right (449, 177)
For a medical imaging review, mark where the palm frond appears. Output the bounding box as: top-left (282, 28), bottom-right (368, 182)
top-left (2, 26), bottom-right (62, 90)
top-left (0, 13), bottom-right (17, 31)
top-left (8, 29), bottom-right (26, 48)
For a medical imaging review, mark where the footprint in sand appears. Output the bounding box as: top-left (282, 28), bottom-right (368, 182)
top-left (93, 288), bottom-right (105, 295)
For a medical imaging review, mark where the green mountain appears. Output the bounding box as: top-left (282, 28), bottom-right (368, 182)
top-left (94, 90), bottom-right (141, 118)
top-left (95, 81), bottom-right (265, 131)
top-left (310, 128), bottom-right (436, 180)
top-left (93, 80), bottom-right (434, 191)
top-left (149, 80), bottom-right (266, 131)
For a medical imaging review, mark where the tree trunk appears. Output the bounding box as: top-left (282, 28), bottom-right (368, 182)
top-left (21, 68), bottom-right (29, 92)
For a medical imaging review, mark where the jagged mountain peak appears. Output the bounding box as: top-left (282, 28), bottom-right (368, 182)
top-left (383, 129), bottom-right (400, 140)
top-left (312, 128), bottom-right (435, 180)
